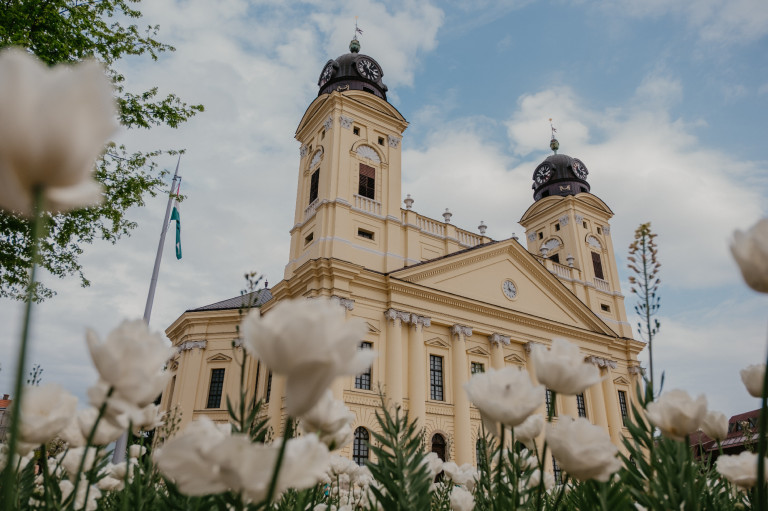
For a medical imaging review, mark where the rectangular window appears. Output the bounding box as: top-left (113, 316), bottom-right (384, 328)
top-left (265, 371), bottom-right (273, 403)
top-left (309, 170), bottom-right (319, 204)
top-left (538, 232), bottom-right (543, 240)
top-left (353, 126), bottom-right (360, 136)
top-left (592, 252), bottom-right (605, 280)
top-left (618, 390), bottom-right (629, 426)
top-left (583, 221), bottom-right (588, 229)
top-left (600, 303), bottom-right (611, 312)
top-left (552, 456), bottom-right (562, 485)
top-left (470, 362), bottom-right (485, 375)
top-left (357, 228), bottom-right (374, 240)
top-left (358, 163), bottom-right (375, 199)
top-left (355, 342), bottom-right (373, 390)
top-left (597, 226), bottom-right (602, 234)
top-left (550, 253), bottom-right (560, 264)
top-left (304, 232), bottom-right (314, 245)
top-left (378, 136), bottom-right (384, 146)
top-left (206, 368), bottom-right (225, 409)
top-left (545, 389), bottom-right (557, 417)
top-left (430, 355), bottom-right (444, 401)
top-left (576, 393), bottom-right (587, 418)
top-left (555, 223), bottom-right (560, 231)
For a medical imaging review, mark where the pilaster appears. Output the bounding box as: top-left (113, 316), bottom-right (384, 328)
top-left (488, 333), bottom-right (509, 370)
top-left (451, 324), bottom-right (473, 465)
top-left (407, 314), bottom-right (430, 432)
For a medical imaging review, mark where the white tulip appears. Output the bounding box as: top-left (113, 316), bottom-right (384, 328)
top-left (532, 339), bottom-right (602, 395)
top-left (700, 410), bottom-right (729, 442)
top-left (19, 383), bottom-right (78, 445)
top-left (128, 444), bottom-right (146, 459)
top-left (241, 299), bottom-right (375, 416)
top-left (528, 469), bottom-right (555, 490)
top-left (59, 447), bottom-right (99, 481)
top-left (442, 461), bottom-right (478, 491)
top-left (59, 477), bottom-right (101, 511)
top-left (730, 218), bottom-right (768, 293)
top-left (74, 407), bottom-right (124, 446)
top-left (421, 452), bottom-right (444, 479)
top-left (740, 364), bottom-right (765, 398)
top-left (0, 49), bottom-right (116, 216)
top-left (646, 389), bottom-right (707, 441)
top-left (86, 320), bottom-right (172, 408)
top-left (300, 390), bottom-right (356, 449)
top-left (513, 414), bottom-right (544, 450)
top-left (450, 486), bottom-right (475, 511)
top-left (464, 367), bottom-right (544, 432)
top-left (716, 451), bottom-right (768, 489)
top-left (546, 416), bottom-right (621, 482)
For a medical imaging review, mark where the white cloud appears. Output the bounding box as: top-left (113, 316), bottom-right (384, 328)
top-left (599, 0), bottom-right (768, 44)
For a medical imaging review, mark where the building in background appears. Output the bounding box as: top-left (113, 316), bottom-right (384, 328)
top-left (160, 39), bottom-right (645, 467)
top-left (691, 409), bottom-right (759, 461)
top-left (0, 394), bottom-right (11, 442)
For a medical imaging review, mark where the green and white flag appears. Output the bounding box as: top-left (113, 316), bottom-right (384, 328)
top-left (171, 200), bottom-right (181, 260)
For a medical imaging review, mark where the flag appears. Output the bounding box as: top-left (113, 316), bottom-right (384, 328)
top-left (171, 201), bottom-right (181, 260)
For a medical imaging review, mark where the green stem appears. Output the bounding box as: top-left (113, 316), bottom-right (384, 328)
top-left (69, 387), bottom-right (113, 510)
top-left (0, 187), bottom-right (44, 510)
top-left (642, 236), bottom-right (654, 395)
top-left (264, 417), bottom-right (292, 505)
top-left (756, 325), bottom-right (768, 511)
top-left (551, 474), bottom-right (570, 509)
top-left (495, 424), bottom-right (505, 510)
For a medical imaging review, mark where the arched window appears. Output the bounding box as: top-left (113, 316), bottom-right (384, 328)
top-left (353, 427), bottom-right (369, 466)
top-left (431, 433), bottom-right (446, 461)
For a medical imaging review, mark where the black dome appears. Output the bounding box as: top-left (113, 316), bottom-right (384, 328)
top-left (531, 152), bottom-right (591, 201)
top-left (317, 39), bottom-right (388, 101)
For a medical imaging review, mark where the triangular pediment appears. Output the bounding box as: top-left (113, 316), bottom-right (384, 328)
top-left (425, 337), bottom-right (449, 349)
top-left (390, 240), bottom-right (614, 336)
top-left (366, 322), bottom-right (380, 334)
top-left (467, 346), bottom-right (490, 357)
top-left (207, 353), bottom-right (232, 363)
top-left (613, 376), bottom-right (630, 386)
top-left (505, 354), bottom-right (526, 365)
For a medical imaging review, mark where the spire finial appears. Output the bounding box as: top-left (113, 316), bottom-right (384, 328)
top-left (549, 118), bottom-right (559, 154)
top-left (350, 17), bottom-right (362, 53)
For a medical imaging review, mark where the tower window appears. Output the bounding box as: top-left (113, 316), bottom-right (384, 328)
top-left (309, 170), bottom-right (319, 204)
top-left (355, 342), bottom-right (373, 390)
top-left (538, 232), bottom-right (543, 240)
top-left (592, 252), bottom-right (605, 280)
top-left (583, 221), bottom-right (588, 229)
top-left (363, 87), bottom-right (374, 94)
top-left (576, 393), bottom-right (587, 418)
top-left (321, 129), bottom-right (325, 140)
top-left (550, 253), bottom-right (560, 264)
top-left (304, 232), bottom-right (314, 245)
top-left (555, 223), bottom-right (560, 231)
top-left (597, 226), bottom-right (602, 235)
top-left (353, 126), bottom-right (360, 136)
top-left (377, 136), bottom-right (384, 146)
top-left (358, 163), bottom-right (375, 199)
top-left (430, 355), bottom-right (444, 401)
top-left (353, 427), bottom-right (370, 465)
top-left (601, 304), bottom-right (611, 312)
top-left (618, 390), bottom-right (629, 426)
top-left (206, 368), bottom-right (225, 409)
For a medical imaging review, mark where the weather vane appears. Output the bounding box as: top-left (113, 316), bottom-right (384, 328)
top-left (549, 118), bottom-right (559, 154)
top-left (354, 16), bottom-right (363, 39)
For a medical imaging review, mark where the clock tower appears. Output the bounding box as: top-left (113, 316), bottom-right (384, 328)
top-left (519, 138), bottom-right (633, 338)
top-left (285, 38), bottom-right (409, 280)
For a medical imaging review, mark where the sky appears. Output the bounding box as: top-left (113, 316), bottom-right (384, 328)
top-left (1, 0), bottom-right (767, 418)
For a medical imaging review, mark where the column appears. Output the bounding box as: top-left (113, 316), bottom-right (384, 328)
top-left (268, 374), bottom-right (286, 436)
top-left (488, 333), bottom-right (509, 370)
top-left (628, 366), bottom-right (644, 404)
top-left (408, 314), bottom-right (430, 432)
top-left (588, 375), bottom-right (609, 432)
top-left (451, 324), bottom-right (473, 465)
top-left (602, 366), bottom-right (623, 445)
top-left (331, 296), bottom-right (355, 400)
top-left (177, 341), bottom-right (206, 429)
top-left (385, 309), bottom-right (404, 405)
top-left (562, 394), bottom-right (579, 418)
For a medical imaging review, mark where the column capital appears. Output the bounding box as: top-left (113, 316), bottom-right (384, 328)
top-left (628, 365), bottom-right (645, 376)
top-left (524, 341), bottom-right (543, 354)
top-left (451, 324), bottom-right (473, 338)
top-left (330, 295), bottom-right (355, 311)
top-left (488, 333), bottom-right (510, 346)
top-left (409, 314), bottom-right (431, 328)
top-left (585, 355), bottom-right (617, 369)
top-left (384, 308), bottom-right (411, 323)
top-left (178, 340), bottom-right (207, 352)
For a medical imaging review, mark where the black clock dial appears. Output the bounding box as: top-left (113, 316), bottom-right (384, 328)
top-left (356, 58), bottom-right (381, 81)
top-left (572, 159), bottom-right (589, 180)
top-left (318, 63), bottom-right (335, 87)
top-left (533, 163), bottom-right (554, 185)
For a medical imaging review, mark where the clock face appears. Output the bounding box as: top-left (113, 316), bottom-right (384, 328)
top-left (572, 158), bottom-right (589, 180)
top-left (533, 162), bottom-right (554, 186)
top-left (318, 62), bottom-right (335, 87)
top-left (502, 280), bottom-right (517, 300)
top-left (356, 58), bottom-right (381, 81)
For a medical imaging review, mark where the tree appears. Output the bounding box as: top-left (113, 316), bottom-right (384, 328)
top-left (0, 0), bottom-right (204, 301)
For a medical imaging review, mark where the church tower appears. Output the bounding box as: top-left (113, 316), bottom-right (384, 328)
top-left (518, 136), bottom-right (632, 337)
top-left (285, 38), bottom-right (409, 280)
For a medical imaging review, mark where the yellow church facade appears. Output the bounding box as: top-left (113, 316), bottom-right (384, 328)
top-left (160, 39), bottom-right (645, 469)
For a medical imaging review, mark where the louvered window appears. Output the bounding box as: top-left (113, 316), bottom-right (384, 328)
top-left (358, 164), bottom-right (375, 199)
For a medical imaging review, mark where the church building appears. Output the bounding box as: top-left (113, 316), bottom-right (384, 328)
top-left (160, 38), bottom-right (645, 468)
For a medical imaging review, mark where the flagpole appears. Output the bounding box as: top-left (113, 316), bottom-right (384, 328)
top-left (143, 156), bottom-right (181, 325)
top-left (113, 156), bottom-right (181, 464)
